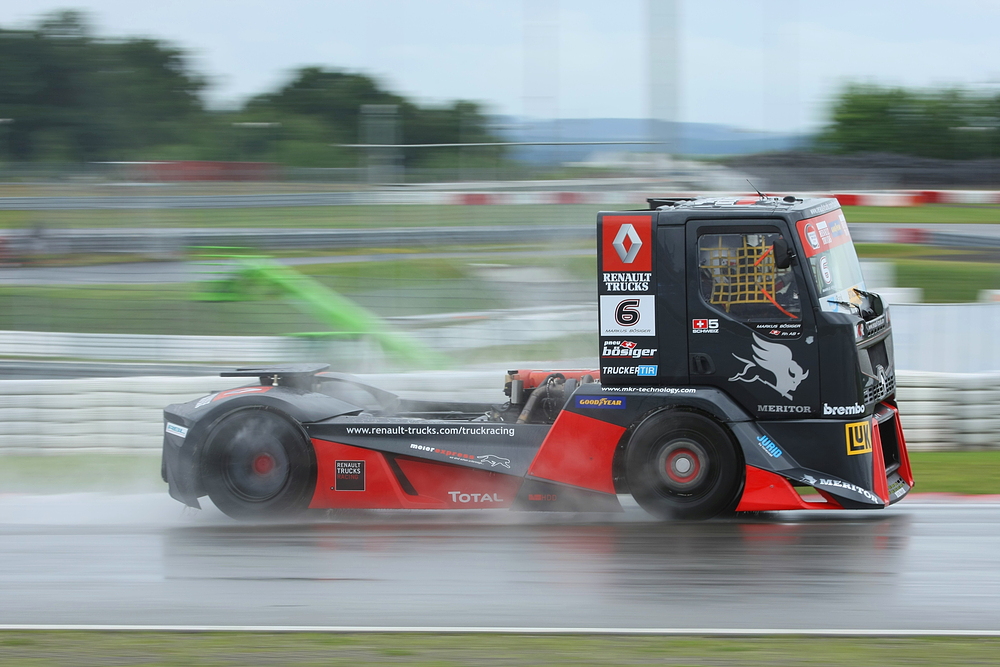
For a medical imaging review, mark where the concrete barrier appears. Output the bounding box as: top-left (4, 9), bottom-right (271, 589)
top-left (0, 370), bottom-right (994, 453)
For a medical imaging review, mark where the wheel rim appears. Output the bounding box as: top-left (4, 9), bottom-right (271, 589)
top-left (654, 438), bottom-right (709, 494)
top-left (220, 417), bottom-right (291, 502)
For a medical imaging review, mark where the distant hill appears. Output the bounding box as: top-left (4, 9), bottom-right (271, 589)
top-left (492, 117), bottom-right (810, 163)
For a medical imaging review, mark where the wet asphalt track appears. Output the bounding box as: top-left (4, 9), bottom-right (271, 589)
top-left (1, 494), bottom-right (999, 631)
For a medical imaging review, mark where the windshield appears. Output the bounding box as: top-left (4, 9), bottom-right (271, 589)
top-left (795, 209), bottom-right (866, 314)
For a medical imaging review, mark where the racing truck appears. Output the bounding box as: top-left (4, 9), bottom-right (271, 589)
top-left (162, 194), bottom-right (913, 520)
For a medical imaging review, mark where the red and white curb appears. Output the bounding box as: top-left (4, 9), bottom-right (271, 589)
top-left (433, 190), bottom-right (1000, 207)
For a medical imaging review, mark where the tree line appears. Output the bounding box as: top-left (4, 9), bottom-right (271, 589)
top-left (5, 12), bottom-right (999, 166)
top-left (817, 84), bottom-right (1000, 160)
top-left (0, 11), bottom-right (499, 167)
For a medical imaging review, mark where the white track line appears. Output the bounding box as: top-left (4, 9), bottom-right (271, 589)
top-left (0, 626), bottom-right (998, 636)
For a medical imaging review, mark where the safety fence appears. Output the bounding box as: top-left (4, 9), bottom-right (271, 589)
top-left (0, 371), bottom-right (502, 452)
top-left (3, 220), bottom-right (999, 258)
top-left (0, 370), bottom-right (992, 453)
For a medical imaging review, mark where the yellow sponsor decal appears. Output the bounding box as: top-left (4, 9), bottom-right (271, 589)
top-left (845, 420), bottom-right (873, 456)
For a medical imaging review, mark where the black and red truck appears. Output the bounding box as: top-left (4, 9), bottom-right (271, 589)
top-left (162, 195), bottom-right (913, 519)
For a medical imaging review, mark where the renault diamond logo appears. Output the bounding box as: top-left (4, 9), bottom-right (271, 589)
top-left (612, 224), bottom-right (642, 264)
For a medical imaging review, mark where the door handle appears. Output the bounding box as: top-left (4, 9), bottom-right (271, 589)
top-left (689, 353), bottom-right (715, 375)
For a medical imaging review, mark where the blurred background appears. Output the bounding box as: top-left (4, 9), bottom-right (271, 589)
top-left (2, 0), bottom-right (1000, 469)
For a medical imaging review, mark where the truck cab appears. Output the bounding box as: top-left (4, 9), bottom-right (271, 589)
top-left (596, 195), bottom-right (912, 516)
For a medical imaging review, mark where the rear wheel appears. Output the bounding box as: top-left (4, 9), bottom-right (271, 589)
top-left (201, 408), bottom-right (316, 520)
top-left (625, 411), bottom-right (743, 520)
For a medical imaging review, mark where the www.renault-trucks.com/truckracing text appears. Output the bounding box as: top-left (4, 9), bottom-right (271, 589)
top-left (162, 194), bottom-right (913, 520)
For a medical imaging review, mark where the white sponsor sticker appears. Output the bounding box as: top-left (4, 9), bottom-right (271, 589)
top-left (599, 295), bottom-right (656, 336)
top-left (165, 422), bottom-right (188, 439)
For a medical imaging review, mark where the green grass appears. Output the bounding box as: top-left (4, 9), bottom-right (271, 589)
top-left (0, 632), bottom-right (998, 666)
top-left (854, 243), bottom-right (970, 259)
top-left (2, 202), bottom-right (998, 231)
top-left (0, 284), bottom-right (323, 336)
top-left (844, 204), bottom-right (1000, 224)
top-left (854, 244), bottom-right (1000, 302)
top-left (893, 259), bottom-right (1000, 302)
top-left (0, 203), bottom-right (614, 230)
top-left (0, 258), bottom-right (485, 335)
top-left (0, 453), bottom-right (163, 494)
top-left (3, 204), bottom-right (999, 342)
top-left (6, 246), bottom-right (998, 339)
top-left (0, 250), bottom-right (600, 335)
top-left (909, 451), bottom-right (1000, 495)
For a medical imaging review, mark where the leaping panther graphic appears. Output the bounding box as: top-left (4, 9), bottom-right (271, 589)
top-left (729, 333), bottom-right (809, 400)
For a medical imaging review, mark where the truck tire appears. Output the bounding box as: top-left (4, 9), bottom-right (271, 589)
top-left (201, 407), bottom-right (316, 520)
top-left (625, 411), bottom-right (743, 520)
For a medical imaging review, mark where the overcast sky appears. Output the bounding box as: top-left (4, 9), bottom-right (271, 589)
top-left (3, 0), bottom-right (999, 133)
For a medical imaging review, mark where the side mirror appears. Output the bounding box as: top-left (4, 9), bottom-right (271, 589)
top-left (773, 237), bottom-right (796, 269)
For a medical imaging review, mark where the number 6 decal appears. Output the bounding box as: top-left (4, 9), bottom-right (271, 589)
top-left (600, 295), bottom-right (655, 336)
top-left (615, 299), bottom-right (641, 326)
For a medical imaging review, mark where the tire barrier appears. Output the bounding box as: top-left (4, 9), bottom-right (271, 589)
top-left (896, 371), bottom-right (1000, 450)
top-left (0, 370), bottom-right (995, 453)
top-left (0, 371), bottom-right (504, 453)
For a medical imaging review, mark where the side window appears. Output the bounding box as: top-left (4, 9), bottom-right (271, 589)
top-left (698, 232), bottom-right (800, 321)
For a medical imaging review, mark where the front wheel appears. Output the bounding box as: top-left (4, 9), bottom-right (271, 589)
top-left (625, 411), bottom-right (743, 520)
top-left (201, 407), bottom-right (316, 520)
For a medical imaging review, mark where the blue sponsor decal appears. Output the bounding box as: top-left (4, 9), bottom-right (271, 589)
top-left (165, 422), bottom-right (188, 439)
top-left (574, 396), bottom-right (626, 409)
top-left (756, 434), bottom-right (782, 458)
top-left (636, 365), bottom-right (658, 376)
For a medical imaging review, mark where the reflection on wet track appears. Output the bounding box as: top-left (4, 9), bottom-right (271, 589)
top-left (1, 494), bottom-right (999, 630)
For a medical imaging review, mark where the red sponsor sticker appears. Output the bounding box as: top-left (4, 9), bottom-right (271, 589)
top-left (621, 340), bottom-right (637, 349)
top-left (796, 210), bottom-right (853, 258)
top-left (602, 215), bottom-right (652, 272)
top-left (212, 386), bottom-right (273, 402)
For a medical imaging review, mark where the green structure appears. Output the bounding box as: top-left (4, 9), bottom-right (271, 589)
top-left (196, 250), bottom-right (440, 368)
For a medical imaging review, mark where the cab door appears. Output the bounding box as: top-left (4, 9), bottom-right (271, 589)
top-left (685, 221), bottom-right (820, 419)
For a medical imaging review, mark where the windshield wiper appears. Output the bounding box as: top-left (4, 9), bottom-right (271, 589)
top-left (851, 287), bottom-right (879, 318)
top-left (827, 299), bottom-right (861, 315)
